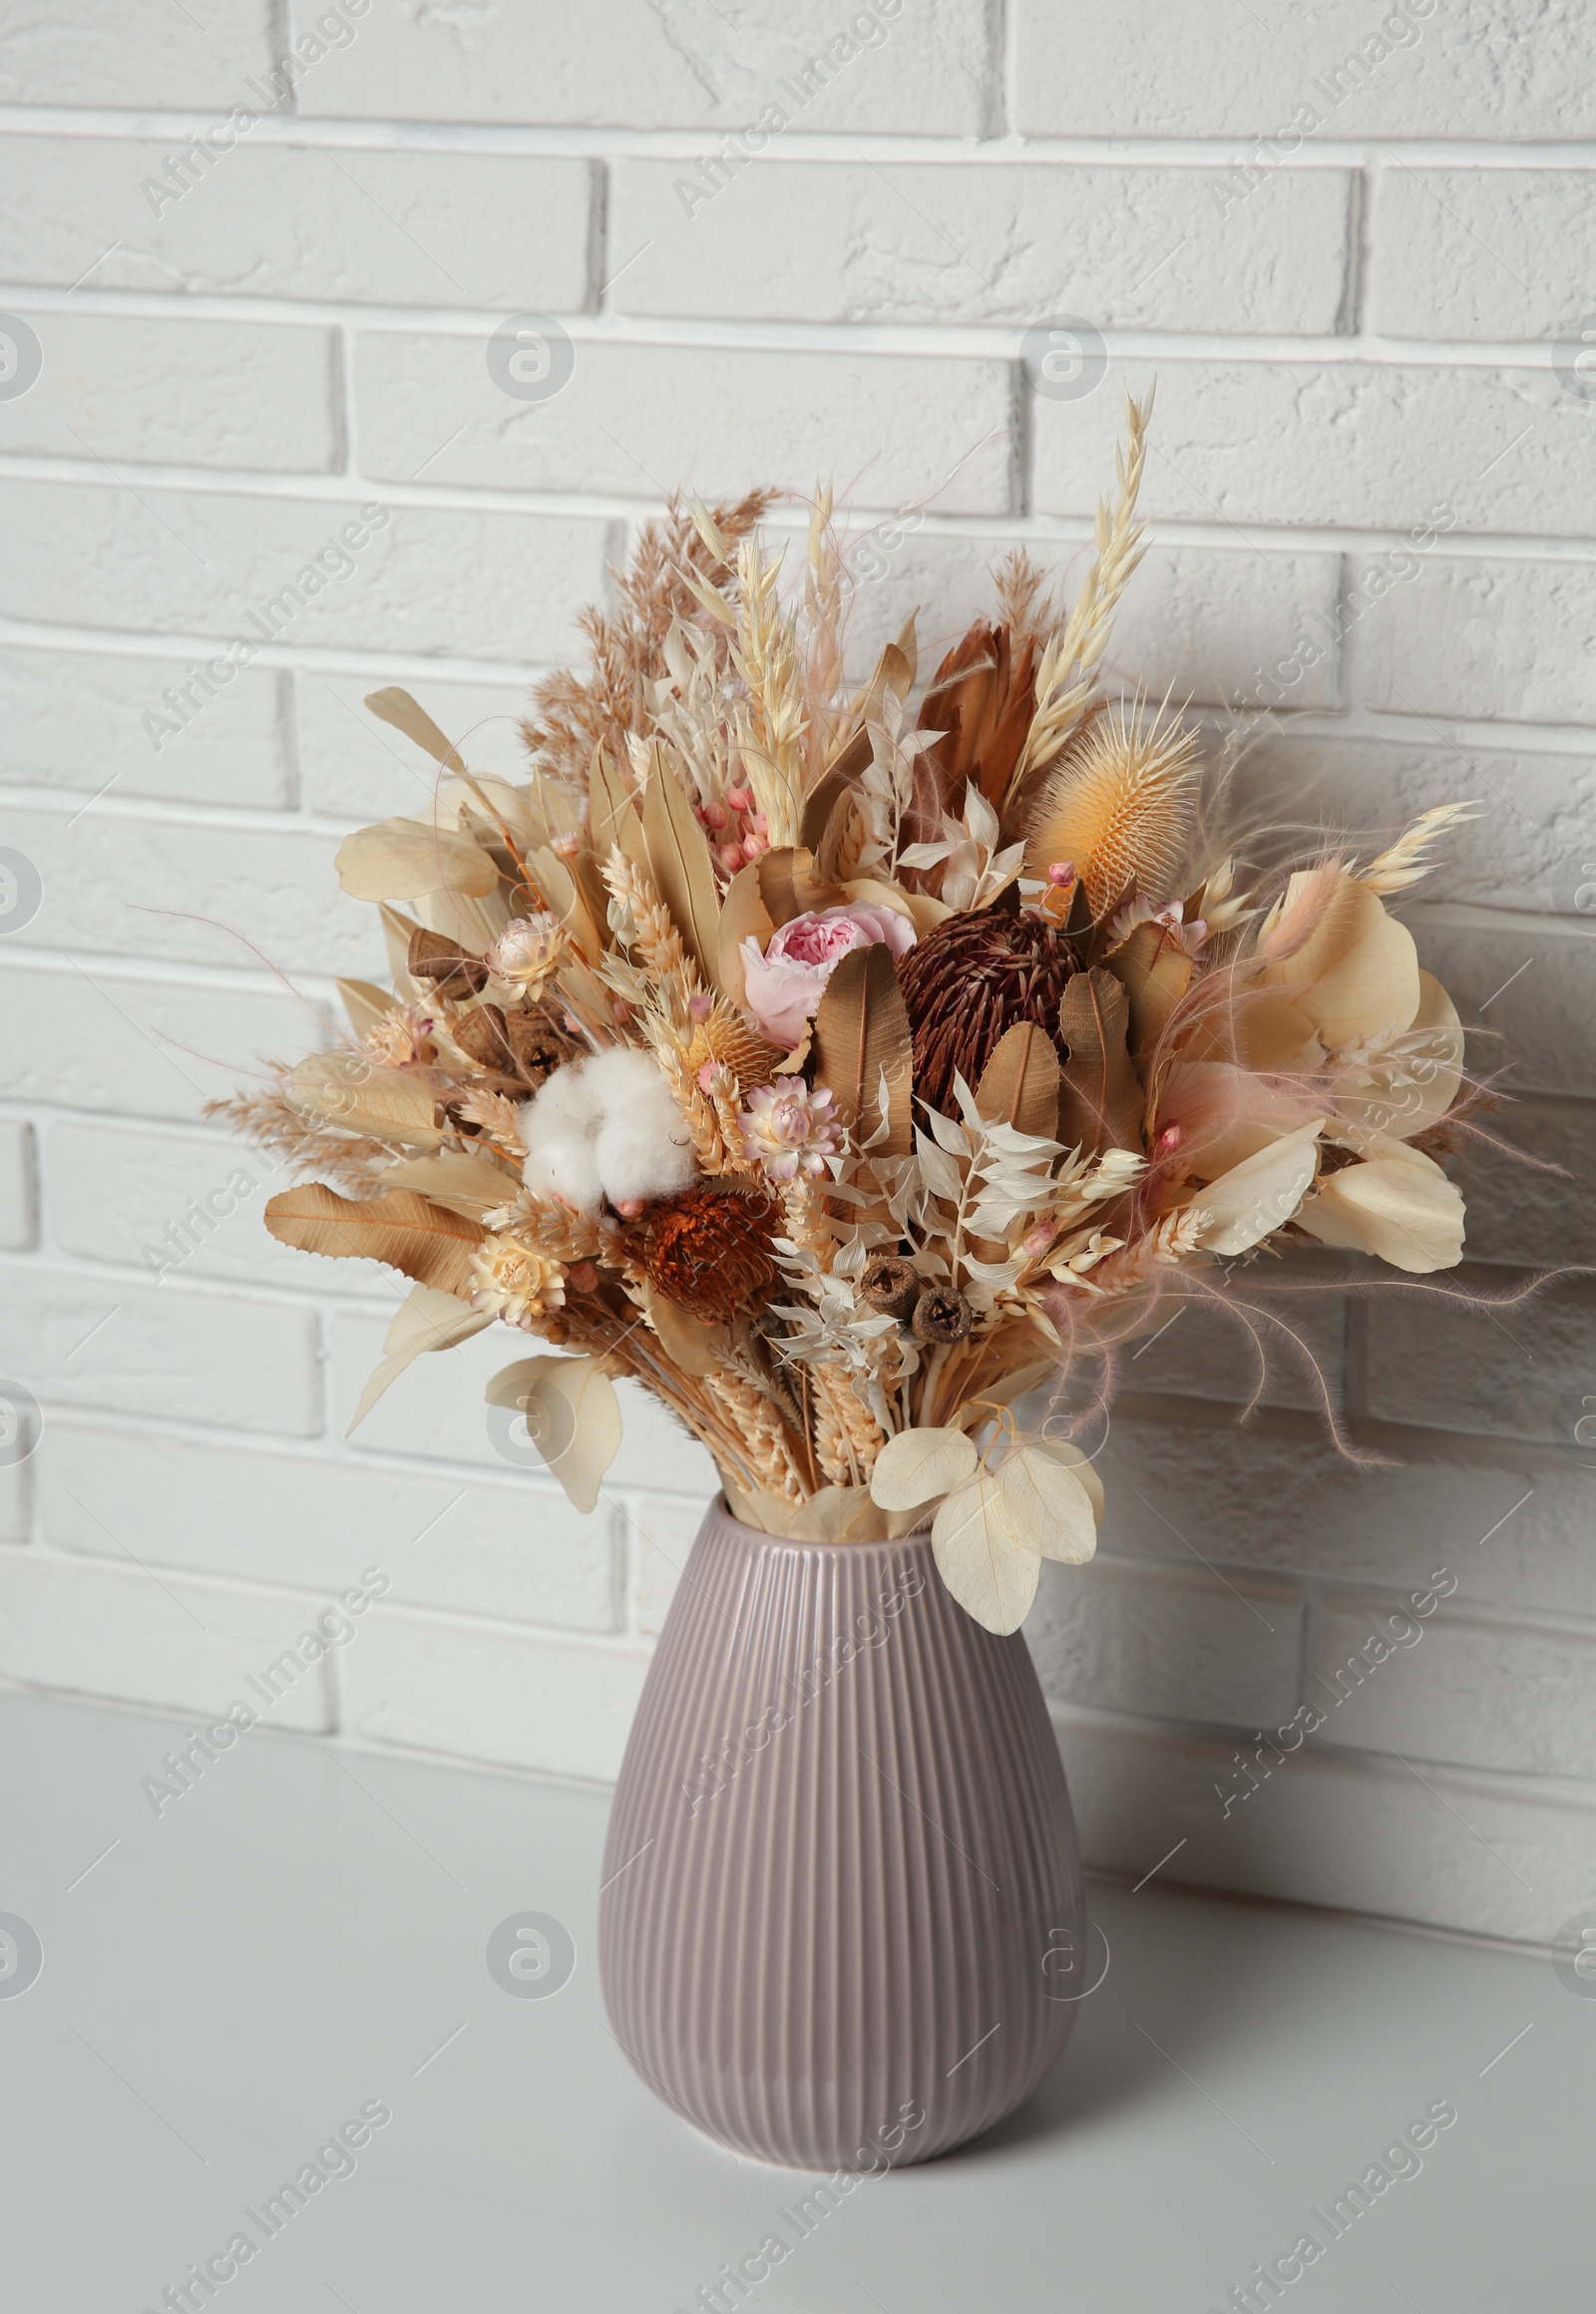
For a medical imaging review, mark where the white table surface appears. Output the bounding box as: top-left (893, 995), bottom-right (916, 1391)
top-left (1, 1690), bottom-right (1587, 2312)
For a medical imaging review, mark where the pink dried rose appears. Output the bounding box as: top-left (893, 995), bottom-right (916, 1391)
top-left (738, 903), bottom-right (917, 1049)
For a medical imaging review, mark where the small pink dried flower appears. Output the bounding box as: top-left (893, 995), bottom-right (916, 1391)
top-left (738, 1082), bottom-right (841, 1181)
top-left (363, 1003), bottom-right (435, 1068)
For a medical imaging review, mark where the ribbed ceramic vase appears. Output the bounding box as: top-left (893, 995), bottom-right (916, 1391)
top-left (598, 1498), bottom-right (1085, 2171)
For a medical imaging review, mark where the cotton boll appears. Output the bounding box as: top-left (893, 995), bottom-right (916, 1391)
top-left (522, 1133), bottom-right (604, 1213)
top-left (585, 1047), bottom-right (699, 1208)
top-left (520, 1060), bottom-right (605, 1211)
top-left (582, 1046), bottom-right (670, 1115)
top-left (521, 1061), bottom-right (602, 1148)
top-left (596, 1110), bottom-right (698, 1209)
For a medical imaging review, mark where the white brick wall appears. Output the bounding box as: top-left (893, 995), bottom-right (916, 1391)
top-left (2, 0), bottom-right (1592, 1948)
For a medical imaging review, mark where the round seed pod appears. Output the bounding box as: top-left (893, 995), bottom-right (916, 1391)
top-left (911, 1285), bottom-right (975, 1346)
top-left (860, 1254), bottom-right (921, 1322)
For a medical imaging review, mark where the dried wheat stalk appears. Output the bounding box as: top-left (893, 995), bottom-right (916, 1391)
top-left (201, 1081), bottom-right (392, 1193)
top-left (1007, 388), bottom-right (1153, 808)
top-left (813, 1363), bottom-right (886, 1487)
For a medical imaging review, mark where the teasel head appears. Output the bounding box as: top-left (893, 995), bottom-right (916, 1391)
top-left (897, 905), bottom-right (1079, 1117)
top-left (1023, 695), bottom-right (1201, 931)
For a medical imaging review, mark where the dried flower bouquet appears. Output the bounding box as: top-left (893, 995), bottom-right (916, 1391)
top-left (217, 396), bottom-right (1479, 1635)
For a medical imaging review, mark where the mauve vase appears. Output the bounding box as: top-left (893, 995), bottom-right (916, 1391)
top-left (598, 1498), bottom-right (1086, 2171)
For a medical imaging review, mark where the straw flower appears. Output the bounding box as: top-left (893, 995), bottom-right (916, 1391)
top-left (738, 1082), bottom-right (841, 1181)
top-left (470, 1232), bottom-right (568, 1330)
top-left (363, 1004), bottom-right (435, 1068)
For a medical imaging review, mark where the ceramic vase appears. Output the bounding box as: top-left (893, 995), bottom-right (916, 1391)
top-left (598, 1498), bottom-right (1085, 2170)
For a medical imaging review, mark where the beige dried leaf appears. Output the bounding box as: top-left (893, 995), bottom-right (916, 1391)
top-left (348, 1281), bottom-right (492, 1434)
top-left (380, 1149), bottom-right (523, 1218)
top-left (1260, 873), bottom-right (1419, 1048)
top-left (485, 1354), bottom-right (622, 1514)
top-left (264, 1182), bottom-right (484, 1296)
top-left (932, 1473), bottom-right (1040, 1635)
top-left (1295, 1139), bottom-right (1465, 1274)
top-left (288, 1051), bottom-right (444, 1146)
top-left (338, 978), bottom-right (398, 1041)
top-left (869, 1426), bottom-right (980, 1512)
top-left (335, 816), bottom-right (500, 902)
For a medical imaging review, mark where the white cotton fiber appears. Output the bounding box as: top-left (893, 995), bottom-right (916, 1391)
top-left (520, 1047), bottom-right (697, 1212)
top-left (522, 1132), bottom-right (605, 1213)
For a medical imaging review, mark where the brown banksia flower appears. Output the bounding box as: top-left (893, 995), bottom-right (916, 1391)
top-left (897, 907), bottom-right (1078, 1117)
top-left (629, 1185), bottom-right (778, 1325)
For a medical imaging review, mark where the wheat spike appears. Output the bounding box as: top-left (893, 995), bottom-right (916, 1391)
top-left (813, 1363), bottom-right (886, 1487)
top-left (732, 536), bottom-right (809, 848)
top-left (707, 1362), bottom-right (807, 1500)
top-left (1359, 802), bottom-right (1479, 896)
top-left (1006, 387), bottom-right (1152, 809)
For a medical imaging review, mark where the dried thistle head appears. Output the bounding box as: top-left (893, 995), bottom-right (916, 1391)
top-left (1024, 697), bottom-right (1201, 926)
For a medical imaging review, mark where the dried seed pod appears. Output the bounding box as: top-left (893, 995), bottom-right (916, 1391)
top-left (860, 1253), bottom-right (920, 1322)
top-left (451, 1001), bottom-right (516, 1073)
top-left (408, 926), bottom-right (489, 999)
top-left (911, 1285), bottom-right (975, 1346)
top-left (503, 1008), bottom-right (568, 1089)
